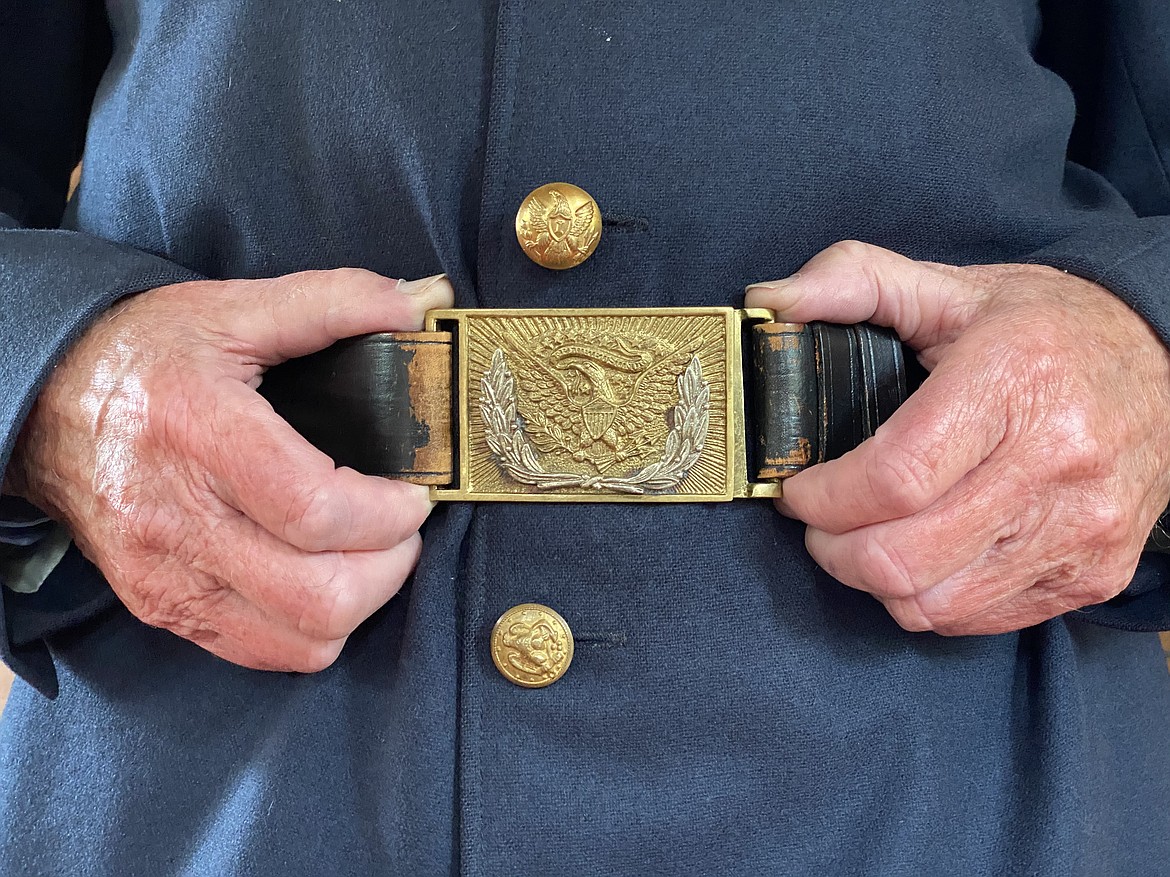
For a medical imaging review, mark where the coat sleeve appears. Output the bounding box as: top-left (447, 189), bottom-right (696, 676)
top-left (0, 2), bottom-right (200, 694)
top-left (1032, 0), bottom-right (1170, 631)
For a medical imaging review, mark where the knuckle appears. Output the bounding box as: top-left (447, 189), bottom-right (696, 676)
top-left (277, 268), bottom-right (331, 289)
top-left (1065, 568), bottom-right (1128, 606)
top-left (828, 239), bottom-right (878, 264)
top-left (1084, 578), bottom-right (1122, 605)
top-left (1053, 425), bottom-right (1107, 481)
top-left (328, 266), bottom-right (378, 287)
top-left (278, 267), bottom-right (380, 302)
top-left (1078, 499), bottom-right (1129, 550)
top-left (883, 597), bottom-right (934, 633)
top-left (856, 531), bottom-right (921, 598)
top-left (1036, 583), bottom-right (1099, 617)
top-left (1032, 554), bottom-right (1133, 614)
top-left (263, 270), bottom-right (344, 319)
top-left (290, 639), bottom-right (345, 674)
top-left (1005, 365), bottom-right (1109, 483)
top-left (283, 480), bottom-right (349, 551)
top-left (297, 555), bottom-right (359, 641)
top-left (256, 276), bottom-right (303, 320)
top-left (863, 435), bottom-right (941, 518)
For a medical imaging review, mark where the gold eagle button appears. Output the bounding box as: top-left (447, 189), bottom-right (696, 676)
top-left (515, 183), bottom-right (602, 270)
top-left (491, 603), bottom-right (575, 688)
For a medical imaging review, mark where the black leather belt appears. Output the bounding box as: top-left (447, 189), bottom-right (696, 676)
top-left (259, 308), bottom-right (905, 501)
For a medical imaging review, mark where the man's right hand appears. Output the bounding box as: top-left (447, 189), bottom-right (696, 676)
top-left (7, 269), bottom-right (453, 672)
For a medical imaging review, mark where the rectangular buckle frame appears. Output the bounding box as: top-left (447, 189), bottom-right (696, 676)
top-left (427, 307), bottom-right (781, 502)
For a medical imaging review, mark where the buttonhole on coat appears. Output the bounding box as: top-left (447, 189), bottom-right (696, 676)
top-left (601, 214), bottom-right (650, 234)
top-left (573, 632), bottom-right (629, 648)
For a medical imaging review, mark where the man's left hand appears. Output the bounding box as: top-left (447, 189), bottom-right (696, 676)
top-left (745, 241), bottom-right (1170, 635)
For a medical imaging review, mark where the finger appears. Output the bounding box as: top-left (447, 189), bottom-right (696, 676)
top-left (190, 509), bottom-right (423, 642)
top-left (743, 240), bottom-right (983, 351)
top-left (198, 382), bottom-right (433, 552)
top-left (218, 269), bottom-right (454, 364)
top-left (876, 524), bottom-right (1139, 635)
top-left (236, 534), bottom-right (423, 643)
top-left (904, 520), bottom-right (1138, 633)
top-left (879, 564), bottom-right (1113, 636)
top-left (801, 454), bottom-right (1038, 600)
top-left (906, 574), bottom-right (1127, 636)
top-left (882, 581), bottom-right (1047, 636)
top-left (180, 585), bottom-right (349, 673)
top-left (777, 352), bottom-right (1007, 531)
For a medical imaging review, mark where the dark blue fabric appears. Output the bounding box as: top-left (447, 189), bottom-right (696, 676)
top-left (1, 1), bottom-right (1169, 875)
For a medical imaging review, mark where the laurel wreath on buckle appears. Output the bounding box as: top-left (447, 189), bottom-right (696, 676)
top-left (479, 349), bottom-right (710, 495)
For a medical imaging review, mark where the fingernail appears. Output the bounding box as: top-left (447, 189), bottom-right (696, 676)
top-left (398, 273), bottom-right (454, 311)
top-left (403, 481), bottom-right (437, 511)
top-left (398, 273), bottom-right (448, 296)
top-left (744, 274), bottom-right (802, 309)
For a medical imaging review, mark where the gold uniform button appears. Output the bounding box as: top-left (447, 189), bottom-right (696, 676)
top-left (491, 603), bottom-right (575, 688)
top-left (515, 182), bottom-right (602, 270)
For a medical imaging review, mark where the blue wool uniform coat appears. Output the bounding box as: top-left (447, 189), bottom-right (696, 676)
top-left (2, 1), bottom-right (1170, 874)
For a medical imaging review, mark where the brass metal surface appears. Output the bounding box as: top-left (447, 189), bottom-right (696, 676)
top-left (491, 603), bottom-right (575, 688)
top-left (426, 306), bottom-right (784, 502)
top-left (515, 182), bottom-right (602, 270)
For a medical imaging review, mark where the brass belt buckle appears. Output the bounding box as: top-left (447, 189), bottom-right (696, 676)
top-left (427, 307), bottom-right (782, 503)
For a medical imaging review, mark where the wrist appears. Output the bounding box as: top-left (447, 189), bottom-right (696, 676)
top-left (6, 387), bottom-right (70, 516)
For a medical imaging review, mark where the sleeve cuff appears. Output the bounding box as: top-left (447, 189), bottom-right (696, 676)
top-left (1026, 214), bottom-right (1170, 344)
top-left (1, 544), bottom-right (118, 698)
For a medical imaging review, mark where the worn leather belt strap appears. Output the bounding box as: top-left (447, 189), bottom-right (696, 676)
top-left (748, 321), bottom-right (903, 479)
top-left (261, 331), bottom-right (456, 486)
top-left (259, 307), bottom-right (904, 500)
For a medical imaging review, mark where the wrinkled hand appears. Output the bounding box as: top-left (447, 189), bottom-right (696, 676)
top-left (10, 269), bottom-right (453, 670)
top-left (746, 242), bottom-right (1170, 635)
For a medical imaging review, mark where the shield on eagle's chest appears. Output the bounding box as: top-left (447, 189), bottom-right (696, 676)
top-left (582, 407), bottom-right (617, 441)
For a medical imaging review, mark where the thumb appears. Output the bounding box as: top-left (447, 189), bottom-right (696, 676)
top-left (743, 241), bottom-right (983, 350)
top-left (220, 268), bottom-right (454, 363)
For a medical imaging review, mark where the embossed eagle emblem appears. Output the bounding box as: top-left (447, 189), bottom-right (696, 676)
top-left (503, 330), bottom-right (700, 472)
top-left (517, 188), bottom-right (599, 266)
